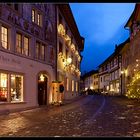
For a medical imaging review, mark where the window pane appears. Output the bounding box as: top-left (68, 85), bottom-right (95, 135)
top-left (76, 82), bottom-right (78, 92)
top-left (10, 74), bottom-right (23, 102)
top-left (24, 37), bottom-right (29, 56)
top-left (66, 78), bottom-right (69, 91)
top-left (0, 73), bottom-right (8, 102)
top-left (40, 45), bottom-right (45, 60)
top-left (36, 42), bottom-right (40, 59)
top-left (37, 13), bottom-right (40, 26)
top-left (16, 33), bottom-right (22, 53)
top-left (32, 9), bottom-right (35, 22)
top-left (72, 80), bottom-right (74, 92)
top-left (1, 26), bottom-right (8, 49)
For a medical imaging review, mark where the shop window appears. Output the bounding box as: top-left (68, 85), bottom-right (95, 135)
top-left (1, 26), bottom-right (8, 49)
top-left (0, 73), bottom-right (8, 102)
top-left (10, 74), bottom-right (23, 102)
top-left (0, 72), bottom-right (23, 103)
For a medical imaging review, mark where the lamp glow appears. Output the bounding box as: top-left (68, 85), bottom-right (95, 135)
top-left (67, 57), bottom-right (72, 64)
top-left (40, 74), bottom-right (44, 82)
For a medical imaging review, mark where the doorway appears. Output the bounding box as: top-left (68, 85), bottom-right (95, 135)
top-left (38, 74), bottom-right (48, 106)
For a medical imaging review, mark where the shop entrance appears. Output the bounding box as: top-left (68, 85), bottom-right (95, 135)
top-left (38, 74), bottom-right (48, 106)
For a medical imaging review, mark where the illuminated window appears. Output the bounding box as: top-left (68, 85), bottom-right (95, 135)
top-left (10, 74), bottom-right (23, 102)
top-left (72, 80), bottom-right (74, 92)
top-left (37, 13), bottom-right (41, 26)
top-left (24, 36), bottom-right (29, 56)
top-left (0, 73), bottom-right (8, 102)
top-left (16, 33), bottom-right (22, 53)
top-left (1, 26), bottom-right (8, 49)
top-left (76, 82), bottom-right (78, 92)
top-left (0, 72), bottom-right (24, 103)
top-left (66, 78), bottom-right (69, 91)
top-left (32, 9), bottom-right (35, 22)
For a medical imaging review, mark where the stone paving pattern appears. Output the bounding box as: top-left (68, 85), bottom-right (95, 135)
top-left (0, 95), bottom-right (140, 137)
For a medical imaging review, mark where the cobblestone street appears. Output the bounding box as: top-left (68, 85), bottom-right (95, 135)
top-left (0, 95), bottom-right (140, 137)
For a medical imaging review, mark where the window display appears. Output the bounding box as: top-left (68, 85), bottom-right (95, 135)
top-left (11, 74), bottom-right (23, 102)
top-left (0, 72), bottom-right (23, 103)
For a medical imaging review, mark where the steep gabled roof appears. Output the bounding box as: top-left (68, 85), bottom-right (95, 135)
top-left (124, 4), bottom-right (139, 28)
top-left (98, 38), bottom-right (130, 68)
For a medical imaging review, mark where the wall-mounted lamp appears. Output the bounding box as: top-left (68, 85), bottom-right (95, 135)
top-left (63, 57), bottom-right (72, 70)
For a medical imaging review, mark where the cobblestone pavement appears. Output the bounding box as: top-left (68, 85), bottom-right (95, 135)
top-left (0, 94), bottom-right (140, 137)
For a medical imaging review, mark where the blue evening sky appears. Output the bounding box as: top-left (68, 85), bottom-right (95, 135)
top-left (70, 3), bottom-right (135, 75)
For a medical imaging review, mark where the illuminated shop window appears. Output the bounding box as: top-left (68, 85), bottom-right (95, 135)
top-left (0, 73), bottom-right (8, 102)
top-left (10, 74), bottom-right (23, 102)
top-left (1, 26), bottom-right (8, 49)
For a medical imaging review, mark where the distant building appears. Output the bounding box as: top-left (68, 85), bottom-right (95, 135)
top-left (81, 70), bottom-right (99, 92)
top-left (98, 39), bottom-right (129, 95)
top-left (98, 59), bottom-right (110, 94)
